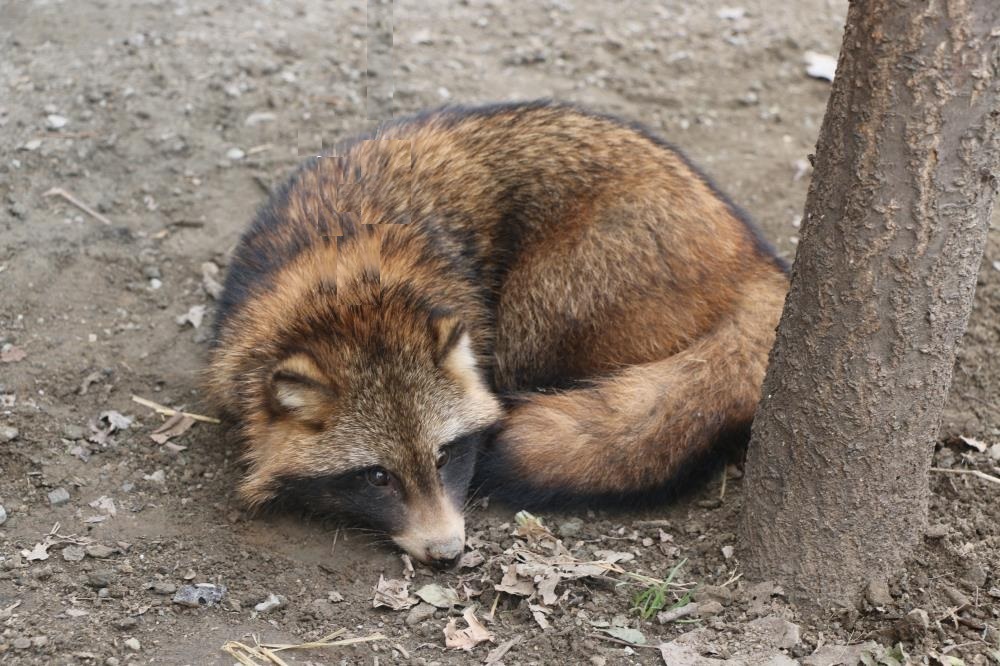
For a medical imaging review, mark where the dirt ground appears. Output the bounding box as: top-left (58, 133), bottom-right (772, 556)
top-left (1, 1), bottom-right (999, 664)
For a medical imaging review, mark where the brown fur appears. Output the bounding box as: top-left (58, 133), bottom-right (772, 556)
top-left (206, 101), bottom-right (789, 557)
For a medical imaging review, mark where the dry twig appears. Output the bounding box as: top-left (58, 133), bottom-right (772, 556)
top-left (131, 394), bottom-right (221, 424)
top-left (43, 187), bottom-right (113, 225)
top-left (930, 467), bottom-right (1000, 486)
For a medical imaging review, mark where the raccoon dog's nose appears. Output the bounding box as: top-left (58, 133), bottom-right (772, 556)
top-left (426, 536), bottom-right (464, 569)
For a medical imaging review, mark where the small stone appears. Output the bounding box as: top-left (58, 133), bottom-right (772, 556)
top-left (106, 658), bottom-right (120, 666)
top-left (405, 602), bottom-right (437, 625)
top-left (62, 546), bottom-right (86, 562)
top-left (696, 600), bottom-right (724, 616)
top-left (309, 598), bottom-right (337, 620)
top-left (173, 583), bottom-right (227, 607)
top-left (254, 593), bottom-right (286, 613)
top-left (150, 581), bottom-right (177, 595)
top-left (32, 636), bottom-right (48, 647)
top-left (0, 504), bottom-right (7, 525)
top-left (87, 570), bottom-right (114, 588)
top-left (893, 608), bottom-right (929, 640)
top-left (943, 586), bottom-right (970, 608)
top-left (327, 590), bottom-right (344, 603)
top-left (13, 637), bottom-right (31, 650)
top-left (48, 487), bottom-right (71, 507)
top-left (142, 265), bottom-right (161, 280)
top-left (747, 615), bottom-right (801, 649)
top-left (226, 147), bottom-right (245, 161)
top-left (865, 579), bottom-right (893, 608)
top-left (116, 617), bottom-right (138, 630)
top-left (0, 425), bottom-right (18, 442)
top-left (962, 561), bottom-right (988, 588)
top-left (124, 637), bottom-right (140, 651)
top-left (143, 469), bottom-right (166, 484)
top-left (557, 517), bottom-right (583, 538)
top-left (21, 138), bottom-right (42, 151)
top-left (85, 544), bottom-right (115, 558)
top-left (62, 424), bottom-right (86, 440)
top-left (694, 584), bottom-right (734, 606)
top-left (245, 111), bottom-right (277, 126)
top-left (46, 114), bottom-right (68, 129)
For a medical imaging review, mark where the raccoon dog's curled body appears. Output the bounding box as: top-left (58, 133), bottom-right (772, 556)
top-left (207, 101), bottom-right (789, 567)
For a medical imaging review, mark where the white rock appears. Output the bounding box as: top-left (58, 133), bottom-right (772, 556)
top-left (804, 52), bottom-right (837, 82)
top-left (254, 593), bottom-right (287, 613)
top-left (226, 147), bottom-right (245, 161)
top-left (46, 114), bottom-right (68, 129)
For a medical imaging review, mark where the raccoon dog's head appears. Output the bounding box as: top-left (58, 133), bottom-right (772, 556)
top-left (234, 292), bottom-right (502, 568)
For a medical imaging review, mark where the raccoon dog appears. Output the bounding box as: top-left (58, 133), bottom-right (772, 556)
top-left (206, 101), bottom-right (789, 567)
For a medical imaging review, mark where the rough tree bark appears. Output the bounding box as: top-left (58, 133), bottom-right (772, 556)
top-left (739, 0), bottom-right (1000, 612)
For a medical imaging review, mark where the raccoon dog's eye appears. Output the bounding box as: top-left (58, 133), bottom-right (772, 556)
top-left (366, 467), bottom-right (391, 487)
top-left (436, 449), bottom-right (450, 469)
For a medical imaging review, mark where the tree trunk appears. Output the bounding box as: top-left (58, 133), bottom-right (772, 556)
top-left (739, 0), bottom-right (1000, 612)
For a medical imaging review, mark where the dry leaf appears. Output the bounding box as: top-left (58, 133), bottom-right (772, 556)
top-left (536, 572), bottom-right (561, 606)
top-left (416, 583), bottom-right (460, 609)
top-left (494, 567), bottom-right (534, 597)
top-left (598, 626), bottom-right (646, 645)
top-left (959, 435), bottom-right (987, 452)
top-left (593, 550), bottom-right (634, 564)
top-left (150, 413), bottom-right (196, 445)
top-left (443, 606), bottom-right (494, 651)
top-left (372, 575), bottom-right (417, 610)
top-left (459, 549), bottom-right (485, 569)
top-left (528, 603), bottom-right (551, 630)
top-left (513, 510), bottom-right (553, 542)
top-left (22, 542), bottom-right (50, 561)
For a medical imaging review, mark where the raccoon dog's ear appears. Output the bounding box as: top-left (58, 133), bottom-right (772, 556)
top-left (428, 310), bottom-right (466, 365)
top-left (269, 354), bottom-right (336, 422)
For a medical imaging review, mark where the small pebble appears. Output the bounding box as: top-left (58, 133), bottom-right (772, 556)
top-left (46, 114), bottom-right (68, 129)
top-left (124, 637), bottom-right (140, 651)
top-left (87, 570), bottom-right (114, 588)
top-left (226, 147), bottom-right (245, 161)
top-left (697, 600), bottom-right (725, 616)
top-left (117, 617), bottom-right (138, 630)
top-left (62, 424), bottom-right (86, 440)
top-left (13, 637), bottom-right (31, 650)
top-left (865, 579), bottom-right (893, 608)
top-left (254, 593), bottom-right (287, 613)
top-left (62, 545), bottom-right (86, 562)
top-left (86, 544), bottom-right (116, 558)
top-left (0, 504), bottom-right (7, 525)
top-left (150, 581), bottom-right (177, 595)
top-left (173, 583), bottom-right (227, 607)
top-left (48, 487), bottom-right (71, 507)
top-left (32, 636), bottom-right (48, 648)
top-left (1, 425), bottom-right (18, 442)
top-left (557, 517), bottom-right (583, 538)
top-left (405, 602), bottom-right (437, 626)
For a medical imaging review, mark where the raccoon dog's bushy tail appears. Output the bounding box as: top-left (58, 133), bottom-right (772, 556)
top-left (477, 275), bottom-right (785, 507)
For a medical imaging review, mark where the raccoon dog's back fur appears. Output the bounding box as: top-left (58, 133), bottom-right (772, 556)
top-left (206, 101), bottom-right (789, 566)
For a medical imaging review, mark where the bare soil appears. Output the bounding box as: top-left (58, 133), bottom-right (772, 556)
top-left (1, 1), bottom-right (998, 665)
